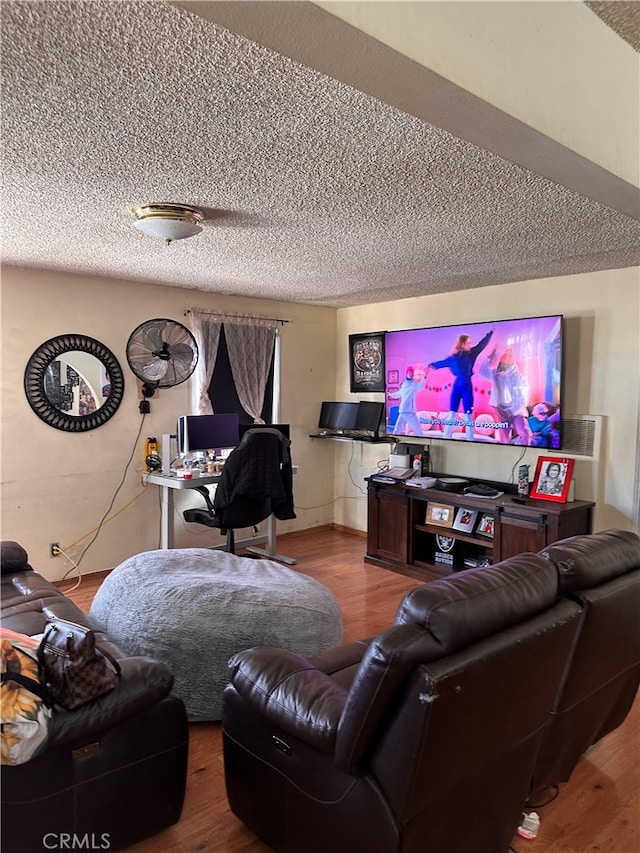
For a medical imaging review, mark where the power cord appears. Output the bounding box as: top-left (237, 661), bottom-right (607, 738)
top-left (526, 784), bottom-right (559, 809)
top-left (74, 413), bottom-right (147, 568)
top-left (347, 441), bottom-right (368, 496)
top-left (56, 546), bottom-right (83, 593)
top-left (508, 784), bottom-right (559, 851)
top-left (510, 446), bottom-right (528, 483)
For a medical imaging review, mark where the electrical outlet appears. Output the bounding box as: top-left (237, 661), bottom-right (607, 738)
top-left (50, 542), bottom-right (60, 557)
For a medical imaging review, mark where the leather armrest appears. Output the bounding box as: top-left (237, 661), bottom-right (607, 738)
top-left (48, 656), bottom-right (175, 749)
top-left (228, 647), bottom-right (348, 754)
top-left (309, 640), bottom-right (370, 675)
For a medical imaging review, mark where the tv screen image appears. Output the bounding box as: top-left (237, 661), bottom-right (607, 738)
top-left (384, 315), bottom-right (563, 448)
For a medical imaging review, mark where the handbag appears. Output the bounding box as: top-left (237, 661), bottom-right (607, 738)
top-left (38, 618), bottom-right (121, 710)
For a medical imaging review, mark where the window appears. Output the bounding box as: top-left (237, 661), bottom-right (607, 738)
top-left (188, 310), bottom-right (281, 423)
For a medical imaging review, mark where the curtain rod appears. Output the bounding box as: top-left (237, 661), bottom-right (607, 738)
top-left (184, 308), bottom-right (290, 326)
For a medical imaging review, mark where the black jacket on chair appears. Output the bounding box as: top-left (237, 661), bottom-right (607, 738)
top-left (183, 427), bottom-right (296, 550)
top-left (213, 427), bottom-right (296, 528)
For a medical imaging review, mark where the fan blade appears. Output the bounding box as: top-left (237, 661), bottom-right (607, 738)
top-left (167, 342), bottom-right (197, 367)
top-left (130, 355), bottom-right (169, 382)
top-left (164, 326), bottom-right (192, 349)
top-left (139, 320), bottom-right (169, 352)
top-left (156, 353), bottom-right (196, 387)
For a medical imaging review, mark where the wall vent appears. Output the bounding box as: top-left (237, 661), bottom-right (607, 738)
top-left (561, 414), bottom-right (603, 459)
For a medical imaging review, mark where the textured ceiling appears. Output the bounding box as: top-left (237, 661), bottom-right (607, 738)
top-left (1, 1), bottom-right (639, 308)
top-left (586, 1), bottom-right (640, 52)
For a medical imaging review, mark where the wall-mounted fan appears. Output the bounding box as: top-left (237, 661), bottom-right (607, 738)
top-left (126, 318), bottom-right (198, 398)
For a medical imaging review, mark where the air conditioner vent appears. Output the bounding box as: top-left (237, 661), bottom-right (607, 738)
top-left (561, 415), bottom-right (601, 458)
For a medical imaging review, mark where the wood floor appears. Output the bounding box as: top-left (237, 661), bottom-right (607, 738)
top-left (64, 526), bottom-right (639, 853)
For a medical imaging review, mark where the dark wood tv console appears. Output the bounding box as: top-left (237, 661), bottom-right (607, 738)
top-left (366, 477), bottom-right (594, 580)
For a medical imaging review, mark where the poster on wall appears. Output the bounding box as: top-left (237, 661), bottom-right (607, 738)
top-left (349, 332), bottom-right (385, 392)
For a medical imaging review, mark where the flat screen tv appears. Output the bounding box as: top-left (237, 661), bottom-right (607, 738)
top-left (176, 413), bottom-right (240, 455)
top-left (384, 315), bottom-right (563, 448)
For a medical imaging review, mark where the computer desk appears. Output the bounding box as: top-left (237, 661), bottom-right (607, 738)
top-left (142, 468), bottom-right (297, 565)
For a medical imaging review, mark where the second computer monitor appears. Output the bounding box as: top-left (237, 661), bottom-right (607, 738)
top-left (355, 401), bottom-right (384, 433)
top-left (177, 413), bottom-right (240, 455)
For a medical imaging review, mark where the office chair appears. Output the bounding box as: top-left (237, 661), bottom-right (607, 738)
top-left (183, 428), bottom-right (295, 554)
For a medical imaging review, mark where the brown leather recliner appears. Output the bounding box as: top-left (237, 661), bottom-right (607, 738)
top-left (223, 553), bottom-right (584, 853)
top-left (1, 542), bottom-right (189, 853)
top-left (530, 529), bottom-right (640, 793)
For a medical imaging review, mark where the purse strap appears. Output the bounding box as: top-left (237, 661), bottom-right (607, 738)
top-left (1, 670), bottom-right (54, 708)
top-left (94, 644), bottom-right (122, 677)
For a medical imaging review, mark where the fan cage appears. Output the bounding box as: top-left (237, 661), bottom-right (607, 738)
top-left (126, 318), bottom-right (198, 389)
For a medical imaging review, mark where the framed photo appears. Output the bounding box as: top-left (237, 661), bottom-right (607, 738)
top-left (477, 513), bottom-right (495, 538)
top-left (530, 456), bottom-right (575, 502)
top-left (426, 502), bottom-right (455, 528)
top-left (452, 507), bottom-right (478, 533)
top-left (349, 332), bottom-right (385, 392)
top-left (387, 369), bottom-right (400, 385)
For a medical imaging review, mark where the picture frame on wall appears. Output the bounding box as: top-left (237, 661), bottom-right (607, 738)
top-left (530, 456), bottom-right (575, 502)
top-left (452, 507), bottom-right (478, 533)
top-left (349, 331), bottom-right (385, 393)
top-left (425, 502), bottom-right (455, 528)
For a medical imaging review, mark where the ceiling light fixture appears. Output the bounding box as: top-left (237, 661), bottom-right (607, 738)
top-left (130, 203), bottom-right (204, 245)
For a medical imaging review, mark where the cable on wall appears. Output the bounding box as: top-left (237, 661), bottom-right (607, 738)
top-left (72, 414), bottom-right (147, 568)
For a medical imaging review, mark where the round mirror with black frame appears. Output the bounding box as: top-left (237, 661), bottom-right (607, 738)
top-left (24, 334), bottom-right (125, 432)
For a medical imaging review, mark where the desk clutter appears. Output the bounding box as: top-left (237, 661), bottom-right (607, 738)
top-left (175, 454), bottom-right (225, 478)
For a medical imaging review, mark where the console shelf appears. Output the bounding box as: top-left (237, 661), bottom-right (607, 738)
top-left (366, 477), bottom-right (594, 580)
top-left (414, 523), bottom-right (487, 548)
top-left (310, 433), bottom-right (394, 444)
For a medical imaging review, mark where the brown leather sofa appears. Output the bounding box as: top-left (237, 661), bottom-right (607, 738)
top-left (222, 529), bottom-right (639, 853)
top-left (1, 541), bottom-right (189, 853)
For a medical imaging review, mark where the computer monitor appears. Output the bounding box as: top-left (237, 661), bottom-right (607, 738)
top-left (176, 413), bottom-right (240, 455)
top-left (238, 423), bottom-right (291, 441)
top-left (318, 402), bottom-right (359, 432)
top-left (355, 401), bottom-right (384, 434)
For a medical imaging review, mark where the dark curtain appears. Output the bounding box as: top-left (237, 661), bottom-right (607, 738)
top-left (207, 326), bottom-right (275, 424)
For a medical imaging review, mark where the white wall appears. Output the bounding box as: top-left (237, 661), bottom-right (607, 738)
top-left (1, 266), bottom-right (337, 580)
top-left (315, 0), bottom-right (640, 187)
top-left (334, 267), bottom-right (640, 535)
top-left (2, 265), bottom-right (638, 580)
